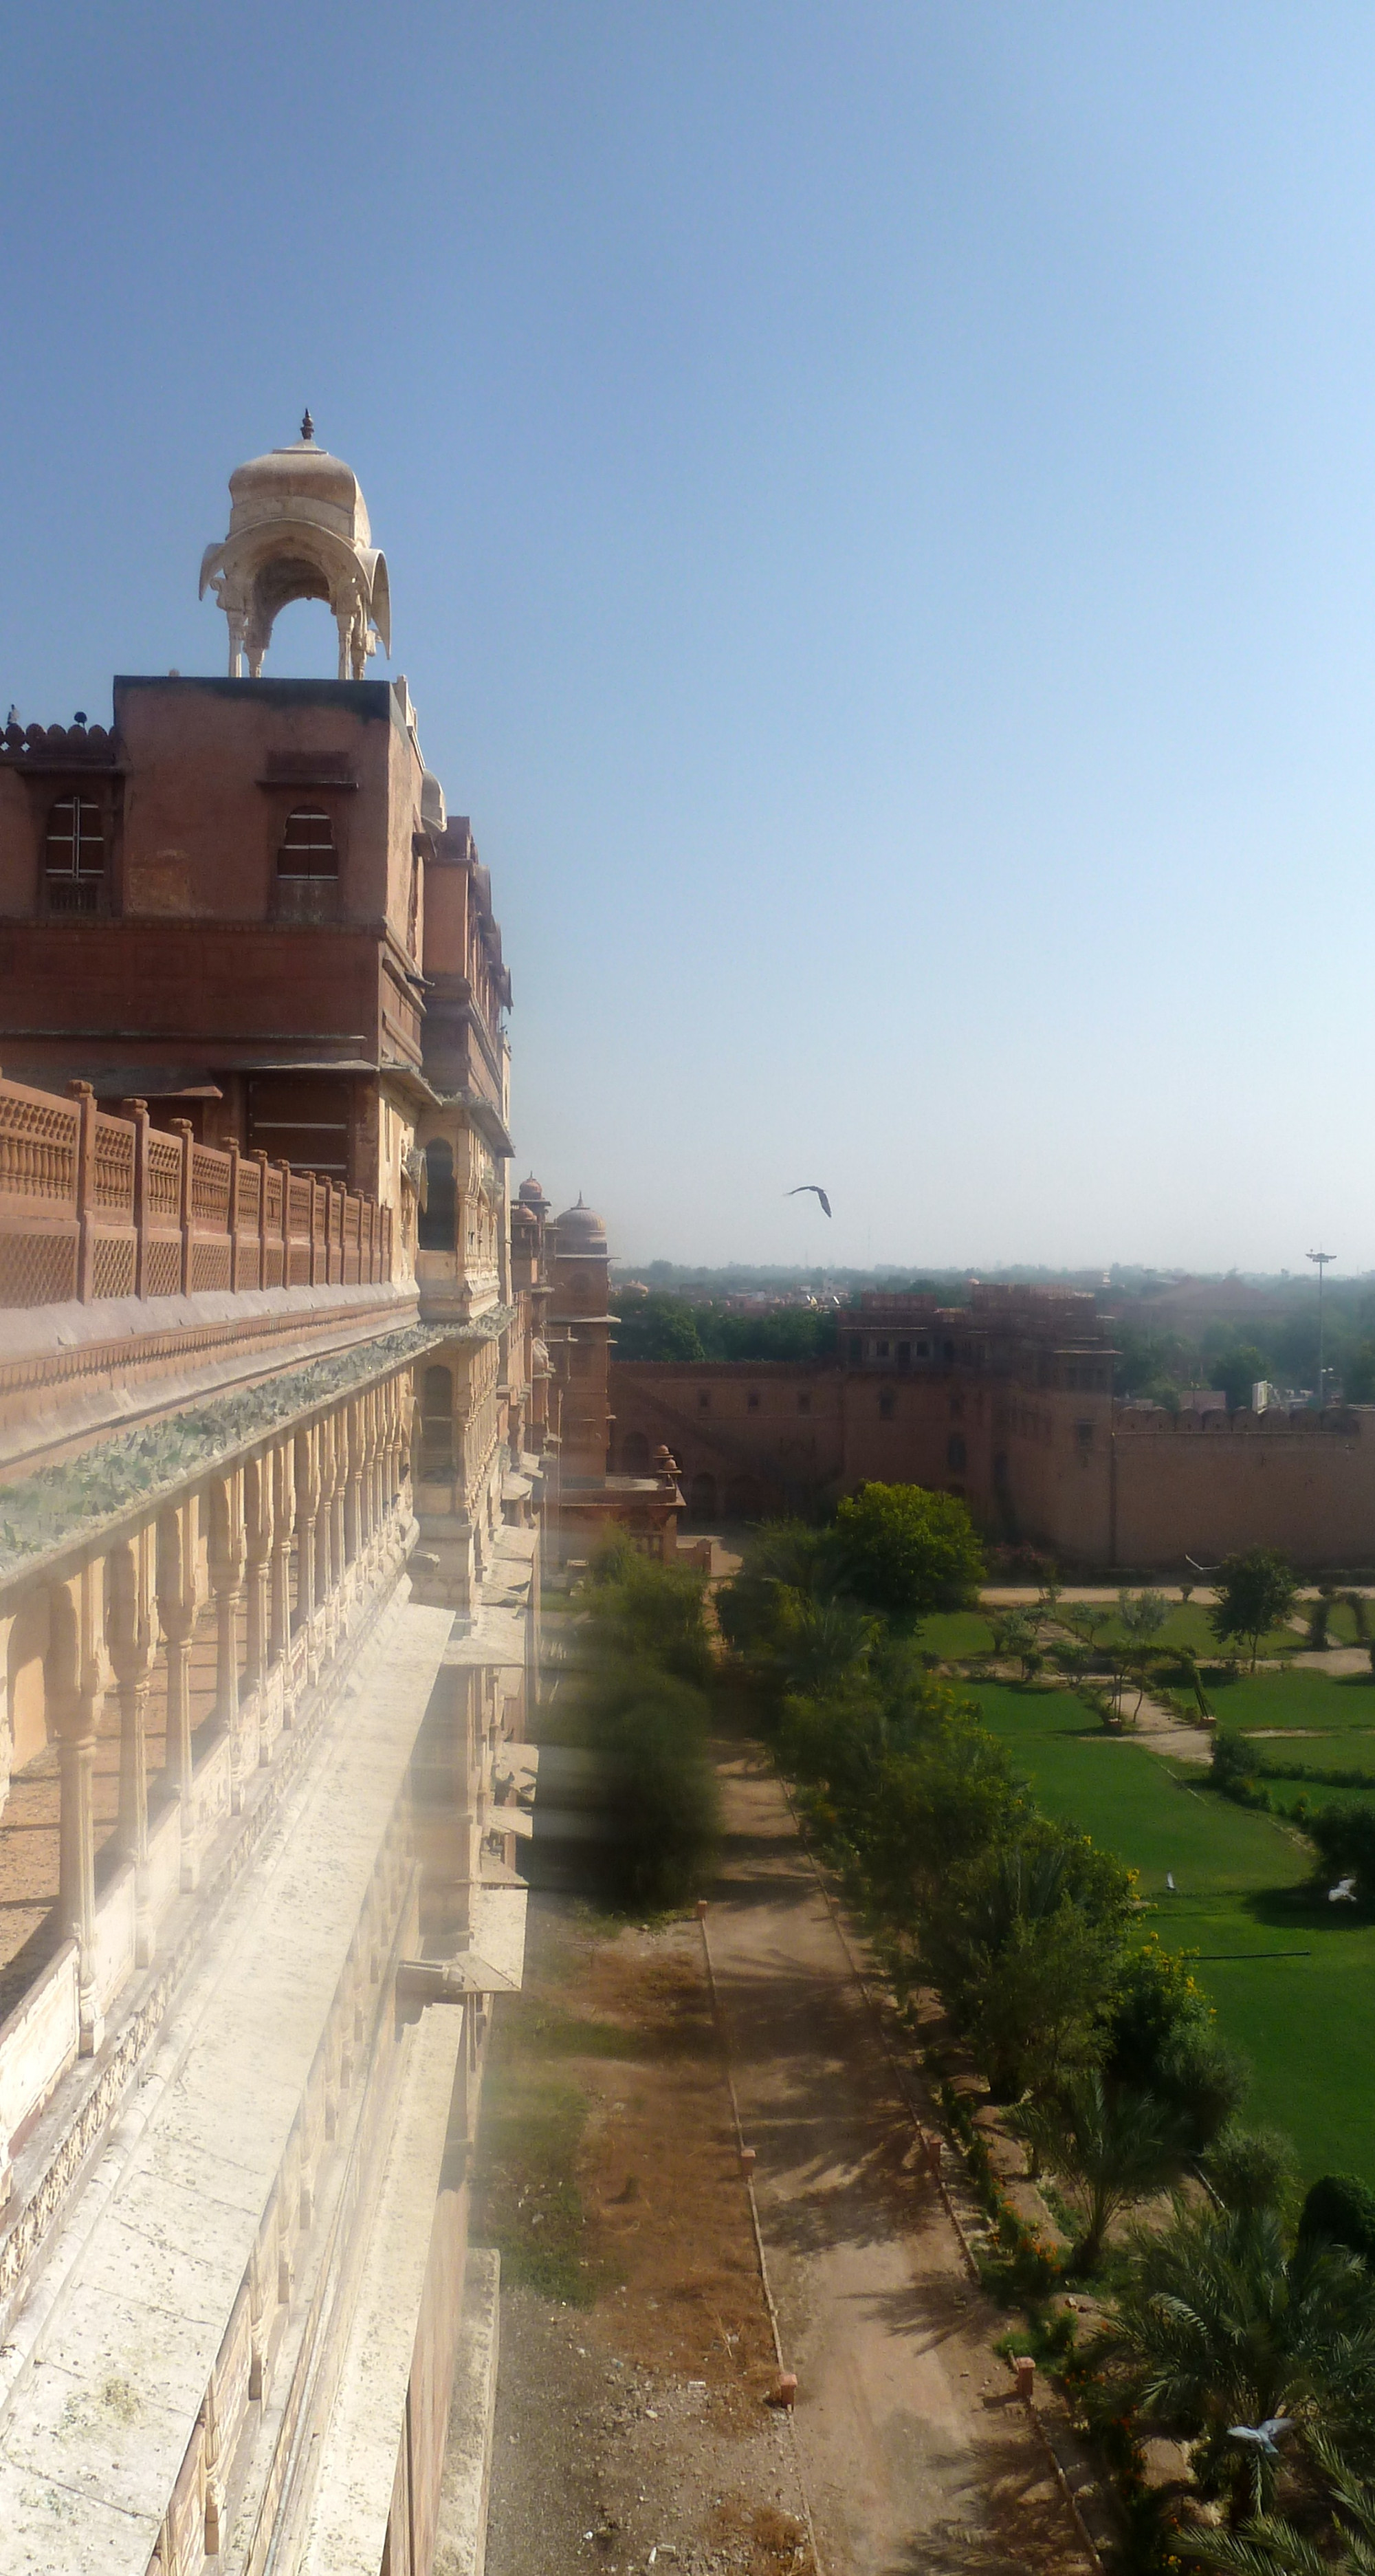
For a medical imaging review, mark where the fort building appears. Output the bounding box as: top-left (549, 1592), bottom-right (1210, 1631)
top-left (0, 428), bottom-right (565, 2576)
top-left (611, 1284), bottom-right (1375, 1569)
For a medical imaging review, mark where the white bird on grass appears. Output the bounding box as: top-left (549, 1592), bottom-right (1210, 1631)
top-left (1227, 2419), bottom-right (1293, 2459)
top-left (1166, 1872), bottom-right (1176, 1892)
top-left (1330, 1876), bottom-right (1358, 1904)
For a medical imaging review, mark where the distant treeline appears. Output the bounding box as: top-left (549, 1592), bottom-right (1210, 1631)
top-left (610, 1289), bottom-right (840, 1364)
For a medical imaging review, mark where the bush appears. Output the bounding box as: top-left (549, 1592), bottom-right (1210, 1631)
top-left (582, 1659), bottom-right (720, 1910)
top-left (1203, 2124), bottom-right (1301, 2220)
top-left (832, 1481), bottom-right (984, 1619)
top-left (1211, 1729), bottom-right (1267, 1806)
top-left (1307, 1802), bottom-right (1375, 1907)
top-left (581, 1540), bottom-right (714, 1686)
top-left (1105, 1940), bottom-right (1248, 2154)
top-left (1299, 2172), bottom-right (1375, 2268)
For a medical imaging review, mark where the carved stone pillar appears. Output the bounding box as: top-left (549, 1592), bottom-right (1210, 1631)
top-left (244, 1456), bottom-right (273, 1692)
top-left (344, 1399), bottom-right (364, 1571)
top-left (50, 1569), bottom-right (106, 2053)
top-left (108, 1531), bottom-right (157, 1965)
top-left (270, 1439), bottom-right (296, 1663)
top-left (293, 1426), bottom-right (322, 1681)
top-left (208, 1472), bottom-right (247, 1809)
top-left (155, 1500), bottom-right (200, 1897)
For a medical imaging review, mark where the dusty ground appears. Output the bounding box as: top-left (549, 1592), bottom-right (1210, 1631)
top-left (476, 1901), bottom-right (816, 2576)
top-left (707, 1751), bottom-right (1095, 2576)
top-left (476, 1765), bottom-right (1097, 2576)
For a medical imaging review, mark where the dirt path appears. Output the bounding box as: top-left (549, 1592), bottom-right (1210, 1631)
top-left (476, 1899), bottom-right (817, 2576)
top-left (705, 1749), bottom-right (1094, 2576)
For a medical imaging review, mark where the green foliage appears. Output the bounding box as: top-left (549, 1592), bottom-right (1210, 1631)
top-left (1307, 1804), bottom-right (1375, 1909)
top-left (609, 1289), bottom-right (839, 1364)
top-left (580, 1658), bottom-right (720, 1910)
top-left (1210, 1344), bottom-right (1272, 1414)
top-left (1203, 2126), bottom-right (1302, 2223)
top-left (1011, 2071), bottom-right (1185, 2272)
top-left (1179, 2433), bottom-right (1375, 2572)
top-left (832, 1480), bottom-right (984, 1618)
top-left (1119, 1587), bottom-right (1171, 1646)
top-left (580, 1538), bottom-right (714, 1685)
top-left (1213, 1729), bottom-right (1268, 1805)
top-left (1105, 1936), bottom-right (1248, 2154)
top-left (609, 1290), bottom-right (705, 1362)
top-left (1099, 2203), bottom-right (1375, 2518)
top-left (1298, 2173), bottom-right (1375, 2270)
top-left (570, 1550), bottom-right (720, 1910)
top-left (714, 1518), bottom-right (841, 1665)
top-left (1212, 1550), bottom-right (1300, 1670)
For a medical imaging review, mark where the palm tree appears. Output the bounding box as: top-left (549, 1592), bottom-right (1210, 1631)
top-left (1098, 2204), bottom-right (1375, 2522)
top-left (1180, 2434), bottom-right (1375, 2571)
top-left (1011, 2071), bottom-right (1184, 2270)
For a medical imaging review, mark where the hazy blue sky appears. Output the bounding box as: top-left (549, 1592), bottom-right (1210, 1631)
top-left (6, 4), bottom-right (1375, 1272)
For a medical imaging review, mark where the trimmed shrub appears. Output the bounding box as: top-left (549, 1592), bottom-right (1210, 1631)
top-left (1299, 2172), bottom-right (1375, 2268)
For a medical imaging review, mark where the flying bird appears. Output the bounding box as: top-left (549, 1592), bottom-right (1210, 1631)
top-left (786, 1186), bottom-right (832, 1219)
top-left (1227, 2420), bottom-right (1293, 2458)
top-left (1330, 1877), bottom-right (1358, 1904)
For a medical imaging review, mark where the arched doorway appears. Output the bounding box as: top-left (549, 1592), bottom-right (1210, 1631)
top-left (688, 1471), bottom-right (717, 1520)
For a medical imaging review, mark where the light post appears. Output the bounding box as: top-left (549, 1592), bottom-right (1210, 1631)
top-left (1308, 1249), bottom-right (1335, 1407)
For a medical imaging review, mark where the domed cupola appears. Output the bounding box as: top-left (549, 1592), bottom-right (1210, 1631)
top-left (199, 413), bottom-right (392, 681)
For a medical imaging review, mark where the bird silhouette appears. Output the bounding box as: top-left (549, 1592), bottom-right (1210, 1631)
top-left (1330, 1876), bottom-right (1358, 1904)
top-left (1228, 2419), bottom-right (1293, 2458)
top-left (786, 1185), bottom-right (832, 1219)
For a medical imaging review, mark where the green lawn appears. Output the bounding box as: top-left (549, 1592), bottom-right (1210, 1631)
top-left (1207, 1664), bottom-right (1375, 1736)
top-left (1088, 1602), bottom-right (1297, 1659)
top-left (1317, 1598), bottom-right (1374, 1647)
top-left (962, 1679), bottom-right (1375, 2183)
top-left (920, 1609), bottom-right (998, 1658)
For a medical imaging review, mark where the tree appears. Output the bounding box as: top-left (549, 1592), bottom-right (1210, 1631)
top-left (1203, 2126), bottom-right (1301, 2223)
top-left (1097, 2203), bottom-right (1375, 2520)
top-left (1211, 1549), bottom-right (1299, 1670)
top-left (1180, 2434), bottom-right (1375, 2573)
top-left (1211, 1344), bottom-right (1272, 1415)
top-left (832, 1481), bottom-right (984, 1619)
top-left (1011, 2071), bottom-right (1185, 2271)
top-left (608, 1289), bottom-right (705, 1362)
top-left (961, 1907), bottom-right (1119, 2102)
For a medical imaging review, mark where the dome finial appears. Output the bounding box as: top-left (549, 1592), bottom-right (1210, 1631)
top-left (300, 408), bottom-right (314, 442)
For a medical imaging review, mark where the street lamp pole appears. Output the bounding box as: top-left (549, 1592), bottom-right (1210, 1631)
top-left (1308, 1249), bottom-right (1335, 1408)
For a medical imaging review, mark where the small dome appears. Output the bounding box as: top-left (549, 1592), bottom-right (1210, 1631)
top-left (517, 1175), bottom-right (547, 1206)
top-left (555, 1194), bottom-right (607, 1245)
top-left (227, 435), bottom-right (372, 547)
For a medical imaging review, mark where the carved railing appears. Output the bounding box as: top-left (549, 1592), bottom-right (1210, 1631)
top-left (0, 1071), bottom-right (394, 1308)
top-left (0, 1365), bottom-right (417, 2214)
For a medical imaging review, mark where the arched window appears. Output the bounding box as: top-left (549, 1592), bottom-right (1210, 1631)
top-left (45, 796), bottom-right (104, 912)
top-left (947, 1432), bottom-right (967, 1472)
top-left (277, 807), bottom-right (338, 880)
top-left (417, 1139), bottom-right (456, 1251)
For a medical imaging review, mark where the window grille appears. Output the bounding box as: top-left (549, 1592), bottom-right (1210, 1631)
top-left (45, 796), bottom-right (104, 913)
top-left (276, 807), bottom-right (338, 880)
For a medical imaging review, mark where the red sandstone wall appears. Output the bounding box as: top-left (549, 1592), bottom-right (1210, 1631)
top-left (609, 1362), bottom-right (845, 1514)
top-left (1112, 1415), bottom-right (1375, 1569)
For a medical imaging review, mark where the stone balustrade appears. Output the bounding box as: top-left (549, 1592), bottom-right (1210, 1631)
top-left (0, 1069), bottom-right (393, 1309)
top-left (0, 1355), bottom-right (417, 2251)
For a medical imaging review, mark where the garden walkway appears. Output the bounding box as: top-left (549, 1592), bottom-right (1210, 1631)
top-left (705, 1748), bottom-right (1097, 2576)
